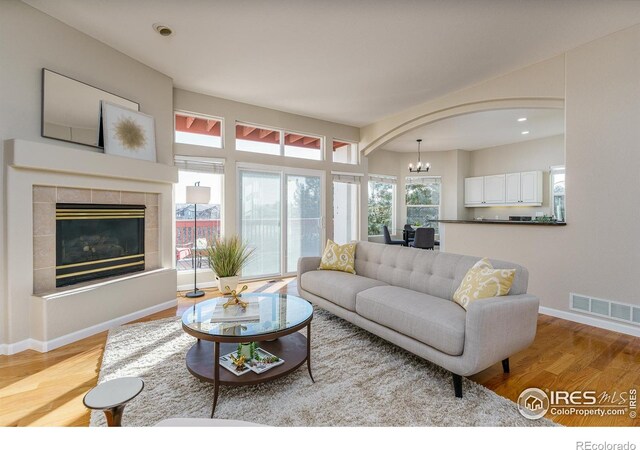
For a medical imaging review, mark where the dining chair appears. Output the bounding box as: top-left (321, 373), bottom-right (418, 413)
top-left (410, 227), bottom-right (435, 250)
top-left (383, 225), bottom-right (404, 245)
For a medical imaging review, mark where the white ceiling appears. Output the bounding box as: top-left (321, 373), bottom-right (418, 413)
top-left (23, 0), bottom-right (640, 127)
top-left (382, 108), bottom-right (564, 152)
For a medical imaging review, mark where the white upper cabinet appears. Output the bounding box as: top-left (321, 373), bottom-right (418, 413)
top-left (464, 177), bottom-right (484, 205)
top-left (505, 173), bottom-right (521, 203)
top-left (520, 171), bottom-right (541, 203)
top-left (465, 171), bottom-right (542, 207)
top-left (483, 174), bottom-right (506, 204)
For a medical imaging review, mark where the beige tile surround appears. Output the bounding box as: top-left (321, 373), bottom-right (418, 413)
top-left (33, 186), bottom-right (161, 294)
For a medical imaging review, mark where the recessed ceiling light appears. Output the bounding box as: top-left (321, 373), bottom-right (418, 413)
top-left (521, 130), bottom-right (530, 135)
top-left (153, 23), bottom-right (173, 36)
top-left (517, 117), bottom-right (527, 122)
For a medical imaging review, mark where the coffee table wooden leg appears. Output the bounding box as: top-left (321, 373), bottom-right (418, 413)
top-left (211, 341), bottom-right (220, 418)
top-left (306, 322), bottom-right (315, 383)
top-left (103, 404), bottom-right (125, 427)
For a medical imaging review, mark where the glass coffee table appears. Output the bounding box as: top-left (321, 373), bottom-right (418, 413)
top-left (181, 293), bottom-right (314, 417)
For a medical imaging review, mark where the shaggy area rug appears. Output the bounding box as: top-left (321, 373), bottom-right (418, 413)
top-left (91, 308), bottom-right (555, 427)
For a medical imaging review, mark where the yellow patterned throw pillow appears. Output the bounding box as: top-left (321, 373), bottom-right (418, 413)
top-left (318, 240), bottom-right (356, 274)
top-left (453, 258), bottom-right (515, 310)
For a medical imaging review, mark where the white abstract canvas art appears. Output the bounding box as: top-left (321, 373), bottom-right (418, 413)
top-left (102, 101), bottom-right (156, 162)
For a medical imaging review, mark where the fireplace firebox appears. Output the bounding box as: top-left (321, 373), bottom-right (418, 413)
top-left (55, 203), bottom-right (146, 287)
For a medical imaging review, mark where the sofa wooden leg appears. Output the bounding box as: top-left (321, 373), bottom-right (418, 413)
top-left (502, 358), bottom-right (510, 374)
top-left (452, 373), bottom-right (463, 398)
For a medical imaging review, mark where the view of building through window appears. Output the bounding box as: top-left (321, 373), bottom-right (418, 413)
top-left (236, 123), bottom-right (281, 155)
top-left (175, 112), bottom-right (222, 148)
top-left (406, 176), bottom-right (441, 236)
top-left (175, 170), bottom-right (223, 271)
top-left (284, 132), bottom-right (323, 160)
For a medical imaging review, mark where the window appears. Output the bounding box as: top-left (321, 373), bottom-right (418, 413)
top-left (235, 122), bottom-right (325, 161)
top-left (239, 167), bottom-right (324, 278)
top-left (333, 174), bottom-right (360, 244)
top-left (333, 140), bottom-right (358, 164)
top-left (406, 176), bottom-right (441, 235)
top-left (284, 131), bottom-right (323, 160)
top-left (551, 166), bottom-right (565, 221)
top-left (368, 175), bottom-right (396, 236)
top-left (175, 112), bottom-right (222, 148)
top-left (174, 158), bottom-right (224, 271)
top-left (236, 123), bottom-right (281, 155)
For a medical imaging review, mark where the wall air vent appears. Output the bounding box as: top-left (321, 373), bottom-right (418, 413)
top-left (570, 293), bottom-right (640, 327)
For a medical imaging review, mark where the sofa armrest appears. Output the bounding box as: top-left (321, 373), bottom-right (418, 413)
top-left (297, 256), bottom-right (321, 279)
top-left (461, 294), bottom-right (539, 375)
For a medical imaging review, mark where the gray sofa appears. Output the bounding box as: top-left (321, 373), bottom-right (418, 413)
top-left (297, 241), bottom-right (539, 397)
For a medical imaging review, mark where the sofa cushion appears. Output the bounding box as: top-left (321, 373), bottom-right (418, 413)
top-left (356, 286), bottom-right (466, 356)
top-left (300, 270), bottom-right (388, 311)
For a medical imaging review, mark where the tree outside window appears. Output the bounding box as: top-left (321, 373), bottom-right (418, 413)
top-left (368, 180), bottom-right (395, 236)
top-left (406, 177), bottom-right (441, 235)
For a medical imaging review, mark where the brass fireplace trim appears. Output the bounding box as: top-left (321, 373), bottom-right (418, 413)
top-left (56, 253), bottom-right (145, 270)
top-left (56, 208), bottom-right (146, 220)
top-left (55, 260), bottom-right (145, 280)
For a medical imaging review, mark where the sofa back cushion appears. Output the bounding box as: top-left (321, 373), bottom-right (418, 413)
top-left (354, 241), bottom-right (528, 301)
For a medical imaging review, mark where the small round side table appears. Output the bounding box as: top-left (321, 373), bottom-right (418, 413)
top-left (83, 377), bottom-right (144, 427)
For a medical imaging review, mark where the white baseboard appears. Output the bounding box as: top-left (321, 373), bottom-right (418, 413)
top-left (0, 298), bottom-right (178, 355)
top-left (0, 339), bottom-right (35, 355)
top-left (539, 306), bottom-right (640, 338)
top-left (177, 281), bottom-right (217, 291)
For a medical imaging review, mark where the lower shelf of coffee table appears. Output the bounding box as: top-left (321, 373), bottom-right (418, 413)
top-left (185, 331), bottom-right (307, 386)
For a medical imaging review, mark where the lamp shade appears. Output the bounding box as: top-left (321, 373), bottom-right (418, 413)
top-left (186, 185), bottom-right (211, 204)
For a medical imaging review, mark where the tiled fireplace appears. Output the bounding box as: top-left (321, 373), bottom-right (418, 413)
top-left (33, 186), bottom-right (161, 294)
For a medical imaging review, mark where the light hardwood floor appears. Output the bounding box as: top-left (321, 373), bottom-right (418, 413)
top-left (1, 278), bottom-right (638, 427)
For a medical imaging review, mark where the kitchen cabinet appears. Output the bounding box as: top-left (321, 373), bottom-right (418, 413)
top-left (465, 171), bottom-right (542, 207)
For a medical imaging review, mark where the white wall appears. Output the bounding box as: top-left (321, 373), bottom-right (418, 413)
top-left (173, 88), bottom-right (360, 285)
top-left (0, 1), bottom-right (176, 350)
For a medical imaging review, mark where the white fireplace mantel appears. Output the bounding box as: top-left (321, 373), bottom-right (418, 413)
top-left (6, 139), bottom-right (178, 184)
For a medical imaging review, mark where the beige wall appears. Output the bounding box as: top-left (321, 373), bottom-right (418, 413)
top-left (0, 1), bottom-right (176, 350)
top-left (173, 88), bottom-right (360, 285)
top-left (372, 24), bottom-right (640, 332)
top-left (468, 134), bottom-right (565, 219)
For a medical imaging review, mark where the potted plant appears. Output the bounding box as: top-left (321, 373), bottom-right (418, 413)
top-left (206, 235), bottom-right (254, 294)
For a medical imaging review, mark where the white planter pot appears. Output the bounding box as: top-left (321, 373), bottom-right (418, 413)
top-left (217, 275), bottom-right (240, 294)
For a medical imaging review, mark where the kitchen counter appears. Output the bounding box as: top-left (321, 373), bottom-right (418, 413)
top-left (435, 219), bottom-right (566, 226)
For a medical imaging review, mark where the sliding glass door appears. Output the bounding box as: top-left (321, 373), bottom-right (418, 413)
top-left (240, 170), bottom-right (282, 278)
top-left (239, 167), bottom-right (324, 278)
top-left (286, 174), bottom-right (322, 273)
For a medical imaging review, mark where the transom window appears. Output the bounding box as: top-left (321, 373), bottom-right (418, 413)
top-left (175, 112), bottom-right (223, 148)
top-left (332, 140), bottom-right (358, 164)
top-left (235, 122), bottom-right (324, 161)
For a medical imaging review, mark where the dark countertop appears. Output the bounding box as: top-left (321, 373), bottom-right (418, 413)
top-left (436, 219), bottom-right (566, 226)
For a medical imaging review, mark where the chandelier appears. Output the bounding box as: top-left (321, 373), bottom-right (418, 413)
top-left (408, 139), bottom-right (430, 173)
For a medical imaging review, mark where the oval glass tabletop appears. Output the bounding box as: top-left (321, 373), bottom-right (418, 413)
top-left (182, 293), bottom-right (313, 338)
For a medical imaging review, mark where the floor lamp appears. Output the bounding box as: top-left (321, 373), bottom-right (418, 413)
top-left (185, 182), bottom-right (211, 298)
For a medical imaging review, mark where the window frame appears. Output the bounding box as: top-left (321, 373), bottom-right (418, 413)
top-left (332, 139), bottom-right (359, 165)
top-left (174, 110), bottom-right (224, 150)
top-left (405, 176), bottom-right (442, 235)
top-left (235, 121), bottom-right (325, 161)
top-left (173, 161), bottom-right (225, 273)
top-left (367, 175), bottom-right (397, 237)
top-left (332, 172), bottom-right (361, 244)
top-left (550, 165), bottom-right (566, 222)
